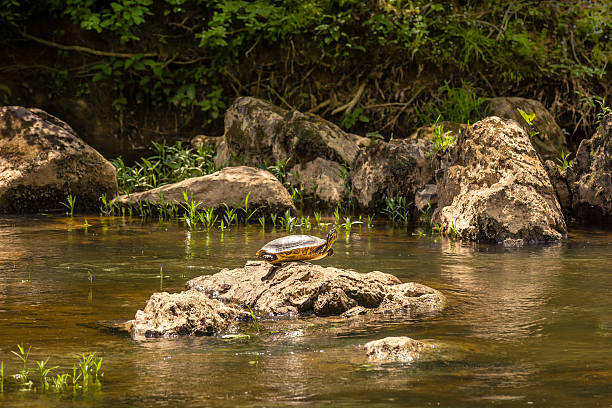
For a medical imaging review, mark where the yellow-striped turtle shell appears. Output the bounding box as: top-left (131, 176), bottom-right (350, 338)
top-left (256, 229), bottom-right (338, 264)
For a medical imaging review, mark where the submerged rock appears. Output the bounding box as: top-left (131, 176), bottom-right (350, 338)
top-left (350, 139), bottom-right (434, 212)
top-left (116, 166), bottom-right (295, 215)
top-left (131, 290), bottom-right (248, 339)
top-left (486, 97), bottom-right (567, 161)
top-left (364, 337), bottom-right (428, 362)
top-left (187, 261), bottom-right (445, 317)
top-left (567, 114), bottom-right (612, 226)
top-left (0, 106), bottom-right (117, 213)
top-left (216, 97), bottom-right (361, 168)
top-left (434, 116), bottom-right (567, 245)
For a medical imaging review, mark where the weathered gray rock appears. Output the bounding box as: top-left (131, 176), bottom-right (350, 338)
top-left (130, 290), bottom-right (248, 339)
top-left (415, 184), bottom-right (438, 211)
top-left (187, 261), bottom-right (446, 317)
top-left (365, 337), bottom-right (427, 362)
top-left (0, 106), bottom-right (118, 213)
top-left (350, 139), bottom-right (434, 211)
top-left (287, 158), bottom-right (345, 208)
top-left (567, 114), bottom-right (612, 226)
top-left (543, 160), bottom-right (571, 215)
top-left (434, 116), bottom-right (567, 245)
top-left (217, 97), bottom-right (361, 168)
top-left (486, 97), bottom-right (567, 161)
top-left (116, 166), bottom-right (295, 215)
top-left (408, 121), bottom-right (466, 141)
top-left (190, 134), bottom-right (223, 150)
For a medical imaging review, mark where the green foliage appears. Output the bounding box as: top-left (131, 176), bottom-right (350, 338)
top-left (556, 151), bottom-right (573, 170)
top-left (60, 194), bottom-right (76, 216)
top-left (113, 141), bottom-right (216, 194)
top-left (416, 81), bottom-right (488, 126)
top-left (343, 108), bottom-right (369, 130)
top-left (517, 108), bottom-right (540, 139)
top-left (431, 116), bottom-right (457, 155)
top-left (383, 195), bottom-right (410, 226)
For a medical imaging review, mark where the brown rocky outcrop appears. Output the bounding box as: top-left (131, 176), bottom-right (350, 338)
top-left (287, 158), bottom-right (345, 208)
top-left (566, 114), bottom-right (611, 226)
top-left (216, 97), bottom-right (361, 168)
top-left (350, 139), bottom-right (434, 211)
top-left (486, 97), bottom-right (567, 161)
top-left (0, 106), bottom-right (118, 213)
top-left (187, 261), bottom-right (445, 317)
top-left (364, 337), bottom-right (428, 362)
top-left (116, 166), bottom-right (295, 215)
top-left (434, 116), bottom-right (567, 245)
top-left (130, 261), bottom-right (445, 339)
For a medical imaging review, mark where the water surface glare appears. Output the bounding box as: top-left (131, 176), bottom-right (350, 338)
top-left (0, 216), bottom-right (610, 407)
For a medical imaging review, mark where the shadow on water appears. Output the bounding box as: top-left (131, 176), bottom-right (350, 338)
top-left (0, 215), bottom-right (610, 407)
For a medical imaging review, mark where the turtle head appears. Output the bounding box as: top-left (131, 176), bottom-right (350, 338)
top-left (326, 228), bottom-right (338, 249)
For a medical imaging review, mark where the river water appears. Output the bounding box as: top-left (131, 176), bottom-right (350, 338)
top-left (0, 216), bottom-right (610, 407)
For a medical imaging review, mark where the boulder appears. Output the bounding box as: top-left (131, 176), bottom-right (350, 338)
top-left (543, 160), bottom-right (571, 216)
top-left (350, 139), bottom-right (434, 211)
top-left (190, 134), bottom-right (223, 150)
top-left (364, 337), bottom-right (427, 362)
top-left (415, 184), bottom-right (438, 212)
top-left (130, 290), bottom-right (248, 339)
top-left (433, 116), bottom-right (567, 245)
top-left (187, 261), bottom-right (446, 317)
top-left (566, 114), bottom-right (612, 226)
top-left (0, 106), bottom-right (118, 213)
top-left (287, 158), bottom-right (345, 208)
top-left (116, 166), bottom-right (295, 215)
top-left (408, 121), bottom-right (466, 141)
top-left (217, 97), bottom-right (361, 168)
top-left (486, 97), bottom-right (567, 161)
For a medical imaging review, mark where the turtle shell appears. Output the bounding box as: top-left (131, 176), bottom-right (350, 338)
top-left (259, 234), bottom-right (326, 255)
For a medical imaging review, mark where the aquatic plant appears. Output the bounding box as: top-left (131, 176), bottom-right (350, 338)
top-left (240, 192), bottom-right (258, 224)
top-left (222, 203), bottom-right (238, 227)
top-left (383, 195), bottom-right (410, 225)
top-left (270, 213), bottom-right (278, 228)
top-left (341, 216), bottom-right (362, 233)
top-left (264, 158), bottom-right (290, 187)
top-left (219, 220), bottom-right (226, 232)
top-left (556, 151), bottom-right (573, 170)
top-left (36, 358), bottom-right (58, 391)
top-left (87, 270), bottom-right (93, 285)
top-left (419, 202), bottom-right (434, 231)
top-left (313, 212), bottom-right (322, 228)
top-left (76, 352), bottom-right (103, 390)
top-left (158, 266), bottom-right (164, 291)
top-left (99, 193), bottom-right (114, 216)
top-left (180, 192), bottom-right (202, 229)
top-left (11, 344), bottom-right (31, 387)
top-left (246, 304), bottom-right (260, 335)
top-left (1, 361), bottom-right (4, 393)
top-left (279, 209), bottom-right (296, 232)
top-left (367, 214), bottom-right (374, 230)
top-left (449, 221), bottom-right (458, 241)
top-left (333, 206), bottom-right (341, 226)
top-left (199, 207), bottom-right (218, 231)
top-left (60, 194), bottom-right (76, 216)
top-left (301, 216), bottom-right (311, 230)
top-left (258, 216), bottom-right (266, 229)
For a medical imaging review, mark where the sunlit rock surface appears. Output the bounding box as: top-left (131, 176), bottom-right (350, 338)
top-left (287, 157), bottom-right (345, 209)
top-left (130, 261), bottom-right (446, 339)
top-left (116, 166), bottom-right (295, 215)
top-left (0, 106), bottom-right (117, 213)
top-left (187, 261), bottom-right (445, 317)
top-left (434, 116), bottom-right (567, 245)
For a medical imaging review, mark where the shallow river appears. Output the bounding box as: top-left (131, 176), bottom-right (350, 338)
top-left (0, 216), bottom-right (610, 407)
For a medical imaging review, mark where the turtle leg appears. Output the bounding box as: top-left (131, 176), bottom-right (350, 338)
top-left (326, 248), bottom-right (334, 257)
top-left (258, 253), bottom-right (278, 263)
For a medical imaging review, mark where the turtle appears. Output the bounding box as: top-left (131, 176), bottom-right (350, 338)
top-left (256, 228), bottom-right (338, 264)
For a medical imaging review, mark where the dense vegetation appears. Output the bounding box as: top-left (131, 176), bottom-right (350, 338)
top-left (0, 0), bottom-right (610, 151)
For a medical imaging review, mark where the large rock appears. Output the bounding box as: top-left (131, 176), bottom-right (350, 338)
top-left (567, 114), bottom-right (612, 226)
top-left (187, 261), bottom-right (445, 317)
top-left (434, 116), bottom-right (567, 245)
top-left (365, 337), bottom-right (427, 362)
top-left (130, 290), bottom-right (248, 339)
top-left (486, 97), bottom-right (567, 161)
top-left (350, 139), bottom-right (434, 211)
top-left (0, 106), bottom-right (118, 213)
top-left (287, 158), bottom-right (345, 208)
top-left (217, 97), bottom-right (361, 168)
top-left (116, 166), bottom-right (295, 215)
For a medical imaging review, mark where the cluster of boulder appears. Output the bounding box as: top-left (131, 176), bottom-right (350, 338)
top-left (1, 96), bottom-right (610, 239)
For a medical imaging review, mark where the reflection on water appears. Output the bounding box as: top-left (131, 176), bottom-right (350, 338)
top-left (0, 215), bottom-right (610, 407)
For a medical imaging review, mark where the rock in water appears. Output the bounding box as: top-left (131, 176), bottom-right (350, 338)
top-left (364, 337), bottom-right (427, 362)
top-left (567, 114), bottom-right (611, 226)
top-left (115, 166), bottom-right (295, 216)
top-left (434, 116), bottom-right (566, 245)
top-left (0, 106), bottom-right (117, 213)
top-left (131, 290), bottom-right (248, 339)
top-left (187, 261), bottom-right (445, 317)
